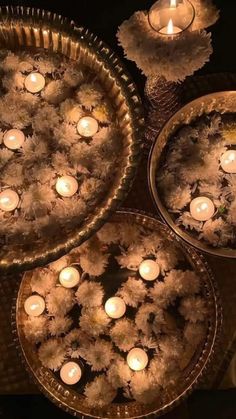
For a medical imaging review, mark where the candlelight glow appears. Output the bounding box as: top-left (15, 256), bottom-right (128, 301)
top-left (170, 0), bottom-right (177, 7)
top-left (167, 18), bottom-right (174, 34)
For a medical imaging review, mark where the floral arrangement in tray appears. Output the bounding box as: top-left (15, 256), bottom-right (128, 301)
top-left (22, 219), bottom-right (209, 408)
top-left (0, 49), bottom-right (121, 246)
top-left (157, 112), bottom-right (236, 249)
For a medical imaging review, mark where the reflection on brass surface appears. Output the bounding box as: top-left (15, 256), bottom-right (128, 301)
top-left (13, 210), bottom-right (222, 419)
top-left (0, 6), bottom-right (144, 273)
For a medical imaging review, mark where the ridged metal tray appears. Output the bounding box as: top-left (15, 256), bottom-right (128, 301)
top-left (0, 6), bottom-right (143, 273)
top-left (13, 209), bottom-right (222, 419)
top-left (148, 91), bottom-right (236, 258)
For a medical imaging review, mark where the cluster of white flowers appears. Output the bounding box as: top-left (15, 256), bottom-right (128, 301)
top-left (0, 49), bottom-right (121, 246)
top-left (157, 113), bottom-right (236, 248)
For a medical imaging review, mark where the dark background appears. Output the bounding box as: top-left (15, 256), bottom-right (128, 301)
top-left (1, 0), bottom-right (236, 418)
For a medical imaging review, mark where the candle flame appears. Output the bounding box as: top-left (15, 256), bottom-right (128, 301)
top-left (167, 18), bottom-right (174, 34)
top-left (170, 0), bottom-right (177, 7)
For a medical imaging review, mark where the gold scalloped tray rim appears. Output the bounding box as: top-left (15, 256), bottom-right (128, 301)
top-left (12, 209), bottom-right (222, 419)
top-left (148, 91), bottom-right (236, 258)
top-left (0, 6), bottom-right (144, 273)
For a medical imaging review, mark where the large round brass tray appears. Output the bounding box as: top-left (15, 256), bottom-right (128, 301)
top-left (0, 6), bottom-right (143, 273)
top-left (148, 91), bottom-right (236, 258)
top-left (13, 210), bottom-right (222, 419)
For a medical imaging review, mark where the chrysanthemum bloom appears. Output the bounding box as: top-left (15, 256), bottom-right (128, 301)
top-left (79, 249), bottom-right (109, 277)
top-left (23, 316), bottom-right (48, 344)
top-left (63, 66), bottom-right (84, 87)
top-left (84, 375), bottom-right (117, 408)
top-left (107, 357), bottom-right (132, 388)
top-left (130, 371), bottom-right (160, 404)
top-left (83, 339), bottom-right (114, 371)
top-left (38, 338), bottom-right (66, 371)
top-left (96, 222), bottom-right (121, 244)
top-left (116, 245), bottom-right (144, 271)
top-left (60, 98), bottom-right (84, 123)
top-left (76, 82), bottom-right (103, 110)
top-left (48, 316), bottom-right (73, 337)
top-left (79, 307), bottom-right (110, 337)
top-left (164, 269), bottom-right (201, 297)
top-left (75, 280), bottom-right (104, 307)
top-left (110, 318), bottom-right (138, 351)
top-left (30, 267), bottom-right (57, 296)
top-left (184, 321), bottom-right (206, 346)
top-left (46, 287), bottom-right (74, 316)
top-left (135, 303), bottom-right (165, 336)
top-left (179, 296), bottom-right (208, 323)
top-left (149, 281), bottom-right (176, 309)
top-left (118, 277), bottom-right (147, 308)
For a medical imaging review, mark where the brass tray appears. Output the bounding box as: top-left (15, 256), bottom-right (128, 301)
top-left (13, 210), bottom-right (222, 419)
top-left (148, 91), bottom-right (236, 258)
top-left (0, 6), bottom-right (143, 273)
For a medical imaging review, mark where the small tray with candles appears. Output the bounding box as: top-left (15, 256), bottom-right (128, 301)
top-left (149, 91), bottom-right (236, 258)
top-left (14, 210), bottom-right (221, 419)
top-left (0, 6), bottom-right (143, 273)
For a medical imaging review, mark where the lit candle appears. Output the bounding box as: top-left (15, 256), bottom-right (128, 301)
top-left (148, 0), bottom-right (194, 35)
top-left (24, 295), bottom-right (45, 317)
top-left (127, 348), bottom-right (148, 371)
top-left (3, 129), bottom-right (25, 150)
top-left (190, 197), bottom-right (215, 222)
top-left (56, 176), bottom-right (78, 197)
top-left (77, 116), bottom-right (99, 137)
top-left (105, 297), bottom-right (126, 319)
top-left (60, 361), bottom-right (82, 385)
top-left (25, 72), bottom-right (45, 93)
top-left (139, 260), bottom-right (160, 281)
top-left (159, 18), bottom-right (182, 34)
top-left (0, 189), bottom-right (19, 212)
top-left (59, 267), bottom-right (80, 288)
top-left (220, 150), bottom-right (236, 173)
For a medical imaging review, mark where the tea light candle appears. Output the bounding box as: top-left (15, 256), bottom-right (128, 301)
top-left (24, 295), bottom-right (45, 317)
top-left (220, 150), bottom-right (236, 174)
top-left (127, 348), bottom-right (148, 371)
top-left (25, 72), bottom-right (45, 93)
top-left (0, 189), bottom-right (19, 212)
top-left (60, 362), bottom-right (82, 385)
top-left (159, 18), bottom-right (182, 34)
top-left (190, 197), bottom-right (215, 222)
top-left (105, 297), bottom-right (126, 319)
top-left (77, 116), bottom-right (99, 137)
top-left (3, 129), bottom-right (25, 150)
top-left (139, 260), bottom-right (160, 281)
top-left (59, 267), bottom-right (80, 288)
top-left (148, 0), bottom-right (194, 35)
top-left (56, 176), bottom-right (78, 197)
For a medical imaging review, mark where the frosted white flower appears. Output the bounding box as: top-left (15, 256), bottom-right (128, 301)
top-left (48, 316), bottom-right (73, 337)
top-left (200, 217), bottom-right (233, 247)
top-left (92, 102), bottom-right (114, 124)
top-left (38, 338), bottom-right (66, 371)
top-left (156, 245), bottom-right (182, 273)
top-left (2, 52), bottom-right (19, 71)
top-left (142, 232), bottom-right (162, 255)
top-left (116, 246), bottom-right (143, 270)
top-left (46, 287), bottom-right (74, 316)
top-left (165, 269), bottom-right (201, 297)
top-left (63, 66), bottom-right (84, 87)
top-left (34, 55), bottom-right (59, 74)
top-left (32, 104), bottom-right (60, 135)
top-left (110, 319), bottom-right (138, 351)
top-left (107, 357), bottom-right (132, 388)
top-left (79, 250), bottom-right (109, 277)
top-left (53, 122), bottom-right (80, 147)
top-left (30, 267), bottom-right (57, 296)
top-left (49, 255), bottom-right (70, 273)
top-left (225, 175), bottom-right (236, 199)
top-left (159, 335), bottom-right (184, 361)
top-left (135, 304), bottom-right (165, 336)
top-left (65, 328), bottom-right (92, 358)
top-left (19, 60), bottom-right (33, 73)
top-left (23, 316), bottom-right (48, 344)
top-left (130, 371), bottom-right (160, 404)
top-left (21, 184), bottom-right (56, 219)
top-left (118, 277), bottom-right (147, 307)
top-left (2, 72), bottom-right (25, 90)
top-left (80, 178), bottom-right (105, 201)
top-left (177, 211), bottom-right (203, 233)
top-left (76, 281), bottom-right (104, 307)
top-left (118, 222), bottom-right (141, 247)
top-left (76, 82), bottom-right (103, 109)
top-left (191, 0), bottom-right (220, 31)
top-left (149, 281), bottom-right (176, 308)
top-left (1, 162), bottom-right (23, 187)
top-left (179, 296), bottom-right (208, 323)
top-left (60, 99), bottom-right (84, 123)
top-left (83, 339), bottom-right (114, 371)
top-left (199, 180), bottom-right (222, 200)
top-left (0, 149), bottom-right (13, 169)
top-left (96, 222), bottom-right (121, 244)
top-left (51, 151), bottom-right (74, 176)
top-left (42, 80), bottom-right (71, 105)
top-left (0, 92), bottom-right (32, 129)
top-left (79, 307), bottom-right (110, 337)
top-left (164, 185), bottom-right (192, 211)
top-left (34, 166), bottom-right (56, 185)
top-left (84, 375), bottom-right (117, 408)
top-left (184, 322), bottom-right (206, 346)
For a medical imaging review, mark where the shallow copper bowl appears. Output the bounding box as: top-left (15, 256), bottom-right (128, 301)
top-left (13, 210), bottom-right (222, 419)
top-left (0, 6), bottom-right (143, 273)
top-left (148, 91), bottom-right (236, 258)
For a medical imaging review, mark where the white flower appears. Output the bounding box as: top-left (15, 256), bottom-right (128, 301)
top-left (79, 307), bottom-right (110, 337)
top-left (142, 232), bottom-right (162, 255)
top-left (21, 184), bottom-right (56, 219)
top-left (165, 269), bottom-right (201, 297)
top-left (96, 222), bottom-right (121, 244)
top-left (23, 316), bottom-right (48, 344)
top-left (149, 281), bottom-right (176, 308)
top-left (130, 371), bottom-right (160, 404)
top-left (228, 199), bottom-right (236, 225)
top-left (184, 322), bottom-right (206, 346)
top-left (118, 277), bottom-right (147, 307)
top-left (110, 319), bottom-right (138, 351)
top-left (156, 245), bottom-right (182, 273)
top-left (200, 217), bottom-right (233, 247)
top-left (2, 72), bottom-right (25, 90)
top-left (19, 60), bottom-right (33, 73)
top-left (79, 250), bottom-right (109, 277)
top-left (177, 211), bottom-right (203, 233)
top-left (38, 338), bottom-right (66, 371)
top-left (164, 185), bottom-right (192, 211)
top-left (64, 328), bottom-right (92, 357)
top-left (60, 99), bottom-right (84, 123)
top-left (92, 102), bottom-right (114, 124)
top-left (48, 316), bottom-right (73, 337)
top-left (225, 175), bottom-right (236, 199)
top-left (34, 166), bottom-right (56, 185)
top-left (46, 287), bottom-right (74, 316)
top-left (76, 83), bottom-right (103, 109)
top-left (63, 66), bottom-right (84, 87)
top-left (199, 180), bottom-right (222, 200)
top-left (32, 104), bottom-right (60, 135)
top-left (42, 80), bottom-right (71, 105)
top-left (179, 296), bottom-right (208, 323)
top-left (75, 280), bottom-right (104, 307)
top-left (30, 267), bottom-right (57, 296)
top-left (0, 92), bottom-right (32, 129)
top-left (51, 151), bottom-right (74, 176)
top-left (84, 375), bottom-right (117, 408)
top-left (158, 335), bottom-right (184, 361)
top-left (1, 52), bottom-right (19, 71)
top-left (1, 162), bottom-right (23, 187)
top-left (82, 339), bottom-right (114, 371)
top-left (191, 0), bottom-right (219, 31)
top-left (116, 246), bottom-right (143, 270)
top-left (80, 178), bottom-right (105, 201)
top-left (49, 255), bottom-right (70, 273)
top-left (107, 357), bottom-right (132, 388)
top-left (118, 222), bottom-right (141, 247)
top-left (135, 304), bottom-right (165, 336)
top-left (34, 55), bottom-right (59, 74)
top-left (53, 122), bottom-right (80, 147)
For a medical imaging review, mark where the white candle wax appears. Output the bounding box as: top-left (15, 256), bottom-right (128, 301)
top-left (24, 295), bottom-right (45, 317)
top-left (59, 267), bottom-right (80, 288)
top-left (159, 18), bottom-right (182, 34)
top-left (56, 176), bottom-right (78, 197)
top-left (127, 348), bottom-right (148, 371)
top-left (3, 129), bottom-right (25, 150)
top-left (77, 116), bottom-right (99, 137)
top-left (220, 150), bottom-right (236, 173)
top-left (25, 72), bottom-right (45, 93)
top-left (0, 189), bottom-right (19, 212)
top-left (139, 260), bottom-right (160, 281)
top-left (190, 197), bottom-right (215, 222)
top-left (60, 362), bottom-right (82, 385)
top-left (105, 297), bottom-right (126, 319)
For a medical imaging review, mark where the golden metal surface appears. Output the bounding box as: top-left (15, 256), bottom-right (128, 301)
top-left (13, 210), bottom-right (222, 419)
top-left (148, 91), bottom-right (236, 258)
top-left (0, 6), bottom-right (144, 273)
